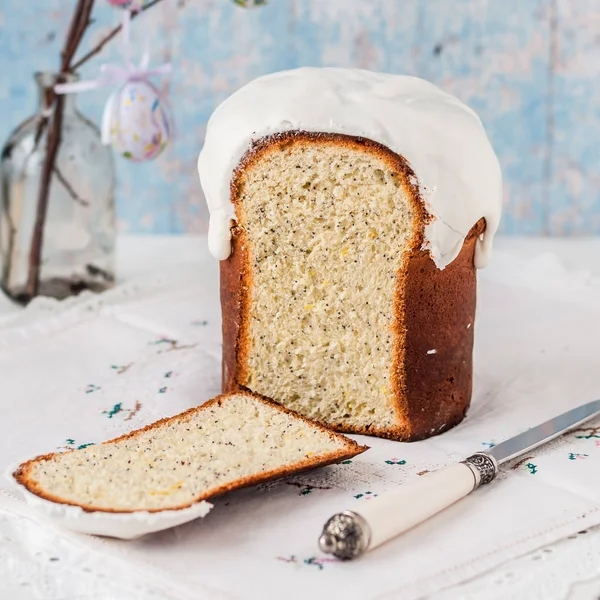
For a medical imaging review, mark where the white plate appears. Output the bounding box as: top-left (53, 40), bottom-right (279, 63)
top-left (7, 465), bottom-right (213, 540)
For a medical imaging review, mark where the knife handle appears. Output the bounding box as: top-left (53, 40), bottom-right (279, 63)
top-left (319, 453), bottom-right (498, 560)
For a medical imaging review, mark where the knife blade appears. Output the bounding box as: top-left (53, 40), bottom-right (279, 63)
top-left (319, 398), bottom-right (600, 560)
top-left (488, 399), bottom-right (600, 463)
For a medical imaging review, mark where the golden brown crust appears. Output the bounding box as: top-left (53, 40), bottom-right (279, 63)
top-left (13, 390), bottom-right (368, 514)
top-left (222, 130), bottom-right (482, 441)
top-left (220, 225), bottom-right (248, 393)
top-left (402, 219), bottom-right (484, 440)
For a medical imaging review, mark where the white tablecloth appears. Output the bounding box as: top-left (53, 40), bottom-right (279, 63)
top-left (1, 235), bottom-right (600, 600)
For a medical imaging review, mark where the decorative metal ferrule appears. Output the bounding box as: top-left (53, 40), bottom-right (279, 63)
top-left (318, 511), bottom-right (371, 560)
top-left (462, 453), bottom-right (498, 488)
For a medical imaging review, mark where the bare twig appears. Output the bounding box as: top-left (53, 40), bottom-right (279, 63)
top-left (60, 0), bottom-right (92, 71)
top-left (33, 117), bottom-right (48, 149)
top-left (25, 95), bottom-right (66, 298)
top-left (25, 0), bottom-right (96, 298)
top-left (53, 166), bottom-right (90, 206)
top-left (71, 0), bottom-right (166, 71)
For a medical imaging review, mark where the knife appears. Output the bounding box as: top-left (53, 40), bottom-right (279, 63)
top-left (318, 399), bottom-right (600, 560)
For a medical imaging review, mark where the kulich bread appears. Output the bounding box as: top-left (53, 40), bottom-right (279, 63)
top-left (221, 132), bottom-right (483, 440)
top-left (198, 68), bottom-right (502, 441)
top-left (13, 391), bottom-right (367, 512)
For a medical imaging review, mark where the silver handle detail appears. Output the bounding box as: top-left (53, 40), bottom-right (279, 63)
top-left (319, 453), bottom-right (498, 560)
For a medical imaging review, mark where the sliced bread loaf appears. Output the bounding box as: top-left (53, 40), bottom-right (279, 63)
top-left (199, 68), bottom-right (502, 442)
top-left (14, 391), bottom-right (367, 513)
top-left (220, 132), bottom-right (484, 441)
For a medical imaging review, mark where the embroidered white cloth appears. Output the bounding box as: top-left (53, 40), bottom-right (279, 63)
top-left (1, 237), bottom-right (600, 600)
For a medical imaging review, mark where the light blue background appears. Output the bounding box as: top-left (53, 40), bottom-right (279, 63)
top-left (1, 0), bottom-right (598, 235)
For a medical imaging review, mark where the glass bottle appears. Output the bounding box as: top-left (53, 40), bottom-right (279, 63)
top-left (0, 72), bottom-right (116, 304)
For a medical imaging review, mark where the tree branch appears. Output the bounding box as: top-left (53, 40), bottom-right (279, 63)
top-left (62, 0), bottom-right (96, 74)
top-left (25, 95), bottom-right (66, 299)
top-left (25, 0), bottom-right (96, 299)
top-left (60, 0), bottom-right (91, 71)
top-left (53, 166), bottom-right (90, 206)
top-left (71, 0), bottom-right (166, 71)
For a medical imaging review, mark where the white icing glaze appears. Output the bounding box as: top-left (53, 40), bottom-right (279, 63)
top-left (198, 67), bottom-right (502, 268)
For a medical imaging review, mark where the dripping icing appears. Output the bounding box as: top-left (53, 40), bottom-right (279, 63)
top-left (198, 67), bottom-right (502, 269)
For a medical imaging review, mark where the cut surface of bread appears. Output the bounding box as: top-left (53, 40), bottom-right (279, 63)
top-left (222, 131), bottom-right (482, 441)
top-left (227, 133), bottom-right (424, 438)
top-left (14, 391), bottom-right (367, 513)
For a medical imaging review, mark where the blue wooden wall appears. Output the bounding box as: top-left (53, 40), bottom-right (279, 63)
top-left (0, 0), bottom-right (599, 236)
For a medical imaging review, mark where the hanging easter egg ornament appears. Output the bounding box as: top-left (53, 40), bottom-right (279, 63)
top-left (105, 79), bottom-right (171, 162)
top-left (55, 7), bottom-right (172, 163)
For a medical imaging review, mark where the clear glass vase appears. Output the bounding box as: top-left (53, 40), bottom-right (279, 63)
top-left (0, 72), bottom-right (116, 305)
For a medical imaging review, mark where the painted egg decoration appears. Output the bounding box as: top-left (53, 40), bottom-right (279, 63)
top-left (106, 0), bottom-right (148, 8)
top-left (106, 80), bottom-right (171, 163)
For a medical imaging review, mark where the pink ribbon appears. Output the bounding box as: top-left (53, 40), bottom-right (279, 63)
top-left (55, 8), bottom-right (171, 144)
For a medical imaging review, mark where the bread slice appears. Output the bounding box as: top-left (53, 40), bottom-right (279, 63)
top-left (222, 131), bottom-right (483, 441)
top-left (13, 391), bottom-right (367, 513)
